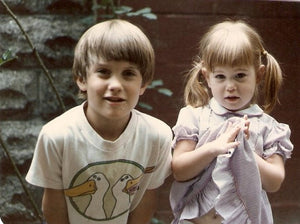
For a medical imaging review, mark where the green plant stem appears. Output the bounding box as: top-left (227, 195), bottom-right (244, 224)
top-left (0, 134), bottom-right (43, 222)
top-left (0, 0), bottom-right (66, 112)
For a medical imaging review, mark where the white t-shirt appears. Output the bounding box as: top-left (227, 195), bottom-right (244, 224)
top-left (26, 102), bottom-right (172, 224)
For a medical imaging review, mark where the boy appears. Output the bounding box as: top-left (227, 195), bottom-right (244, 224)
top-left (26, 19), bottom-right (172, 224)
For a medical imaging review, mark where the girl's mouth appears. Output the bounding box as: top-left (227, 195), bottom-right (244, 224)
top-left (225, 96), bottom-right (239, 101)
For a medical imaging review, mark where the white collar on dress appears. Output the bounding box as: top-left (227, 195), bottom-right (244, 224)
top-left (209, 98), bottom-right (263, 117)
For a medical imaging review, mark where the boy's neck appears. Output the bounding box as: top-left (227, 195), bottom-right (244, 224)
top-left (83, 104), bottom-right (132, 141)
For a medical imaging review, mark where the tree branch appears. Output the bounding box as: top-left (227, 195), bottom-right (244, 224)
top-left (0, 134), bottom-right (43, 222)
top-left (0, 0), bottom-right (66, 112)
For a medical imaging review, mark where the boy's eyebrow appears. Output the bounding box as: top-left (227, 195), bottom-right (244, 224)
top-left (125, 65), bottom-right (139, 70)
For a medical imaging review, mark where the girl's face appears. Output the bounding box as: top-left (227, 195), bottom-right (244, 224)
top-left (77, 58), bottom-right (147, 125)
top-left (203, 64), bottom-right (264, 111)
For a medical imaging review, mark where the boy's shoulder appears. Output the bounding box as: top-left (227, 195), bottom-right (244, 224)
top-left (41, 104), bottom-right (84, 136)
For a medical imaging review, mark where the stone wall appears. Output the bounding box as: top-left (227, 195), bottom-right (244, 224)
top-left (0, 0), bottom-right (91, 223)
top-left (0, 0), bottom-right (299, 223)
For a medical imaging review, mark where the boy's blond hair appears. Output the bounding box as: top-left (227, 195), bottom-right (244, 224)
top-left (73, 19), bottom-right (155, 98)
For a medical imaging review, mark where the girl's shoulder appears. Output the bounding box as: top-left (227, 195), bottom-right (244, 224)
top-left (255, 112), bottom-right (290, 131)
top-left (179, 105), bottom-right (211, 117)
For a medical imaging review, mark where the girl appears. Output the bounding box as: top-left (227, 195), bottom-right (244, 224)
top-left (170, 20), bottom-right (293, 224)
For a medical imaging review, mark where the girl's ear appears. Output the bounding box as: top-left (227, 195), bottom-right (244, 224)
top-left (257, 64), bottom-right (265, 83)
top-left (201, 67), bottom-right (211, 87)
top-left (76, 77), bottom-right (87, 92)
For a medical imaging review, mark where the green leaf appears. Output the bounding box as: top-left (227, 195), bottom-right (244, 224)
top-left (126, 7), bottom-right (153, 17)
top-left (138, 102), bottom-right (153, 110)
top-left (80, 16), bottom-right (95, 25)
top-left (2, 49), bottom-right (12, 60)
top-left (158, 88), bottom-right (173, 96)
top-left (142, 13), bottom-right (157, 20)
top-left (126, 11), bottom-right (138, 17)
top-left (0, 50), bottom-right (16, 66)
top-left (114, 6), bottom-right (132, 15)
top-left (135, 7), bottom-right (151, 14)
top-left (151, 218), bottom-right (165, 224)
top-left (148, 79), bottom-right (163, 89)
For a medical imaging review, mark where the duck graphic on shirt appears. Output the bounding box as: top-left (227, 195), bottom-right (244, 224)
top-left (64, 160), bottom-right (155, 221)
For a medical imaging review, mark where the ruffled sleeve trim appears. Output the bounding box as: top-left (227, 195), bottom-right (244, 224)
top-left (172, 125), bottom-right (199, 149)
top-left (262, 121), bottom-right (293, 161)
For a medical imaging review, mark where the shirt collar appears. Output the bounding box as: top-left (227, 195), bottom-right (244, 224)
top-left (209, 98), bottom-right (263, 117)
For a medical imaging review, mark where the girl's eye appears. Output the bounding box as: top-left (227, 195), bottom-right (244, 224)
top-left (214, 74), bottom-right (225, 80)
top-left (235, 73), bottom-right (247, 79)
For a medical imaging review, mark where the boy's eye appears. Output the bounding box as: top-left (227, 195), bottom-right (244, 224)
top-left (97, 68), bottom-right (110, 76)
top-left (123, 70), bottom-right (136, 77)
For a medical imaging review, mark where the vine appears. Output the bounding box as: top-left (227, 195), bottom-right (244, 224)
top-left (0, 1), bottom-right (169, 223)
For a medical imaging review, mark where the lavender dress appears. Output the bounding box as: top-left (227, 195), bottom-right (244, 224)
top-left (170, 98), bottom-right (293, 224)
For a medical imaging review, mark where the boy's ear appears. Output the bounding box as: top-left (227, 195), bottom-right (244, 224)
top-left (76, 77), bottom-right (87, 92)
top-left (257, 64), bottom-right (265, 83)
top-left (139, 83), bottom-right (148, 96)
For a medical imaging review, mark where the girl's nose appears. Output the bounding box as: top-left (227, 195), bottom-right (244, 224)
top-left (226, 80), bottom-right (237, 92)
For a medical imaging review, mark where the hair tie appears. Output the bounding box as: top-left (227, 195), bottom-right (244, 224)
top-left (262, 50), bottom-right (268, 56)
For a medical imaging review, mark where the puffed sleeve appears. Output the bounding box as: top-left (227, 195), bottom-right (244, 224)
top-left (262, 120), bottom-right (293, 162)
top-left (172, 106), bottom-right (200, 149)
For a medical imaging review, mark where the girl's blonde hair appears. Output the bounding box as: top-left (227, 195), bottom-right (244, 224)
top-left (73, 19), bottom-right (155, 98)
top-left (184, 20), bottom-right (282, 113)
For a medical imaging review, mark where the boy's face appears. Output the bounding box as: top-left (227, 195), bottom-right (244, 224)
top-left (77, 58), bottom-right (147, 125)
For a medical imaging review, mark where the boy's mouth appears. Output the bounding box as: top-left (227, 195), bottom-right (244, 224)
top-left (104, 96), bottom-right (125, 102)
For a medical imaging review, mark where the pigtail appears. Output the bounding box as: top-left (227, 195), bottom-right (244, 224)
top-left (184, 59), bottom-right (210, 107)
top-left (262, 51), bottom-right (283, 113)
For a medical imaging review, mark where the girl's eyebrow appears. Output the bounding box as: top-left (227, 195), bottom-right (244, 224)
top-left (234, 66), bottom-right (249, 71)
top-left (212, 69), bottom-right (224, 73)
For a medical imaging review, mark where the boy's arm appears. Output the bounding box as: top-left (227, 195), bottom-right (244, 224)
top-left (42, 188), bottom-right (70, 224)
top-left (127, 189), bottom-right (158, 224)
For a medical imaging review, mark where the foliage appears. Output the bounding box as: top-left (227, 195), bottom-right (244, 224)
top-left (139, 79), bottom-right (173, 110)
top-left (0, 0), bottom-right (172, 223)
top-left (81, 0), bottom-right (173, 111)
top-left (0, 49), bottom-right (16, 66)
top-left (151, 217), bottom-right (166, 224)
top-left (82, 0), bottom-right (157, 24)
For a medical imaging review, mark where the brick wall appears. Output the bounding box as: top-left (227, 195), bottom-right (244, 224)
top-left (121, 1), bottom-right (300, 223)
top-left (0, 0), bottom-right (299, 223)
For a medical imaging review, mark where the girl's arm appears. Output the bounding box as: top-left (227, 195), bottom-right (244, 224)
top-left (42, 188), bottom-right (70, 224)
top-left (172, 125), bottom-right (241, 181)
top-left (127, 189), bottom-right (157, 224)
top-left (254, 153), bottom-right (285, 192)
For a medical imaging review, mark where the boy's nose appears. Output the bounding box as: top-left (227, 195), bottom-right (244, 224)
top-left (108, 76), bottom-right (122, 91)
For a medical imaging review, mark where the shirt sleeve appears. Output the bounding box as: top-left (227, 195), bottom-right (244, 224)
top-left (172, 106), bottom-right (199, 149)
top-left (262, 120), bottom-right (293, 162)
top-left (26, 126), bottom-right (64, 189)
top-left (147, 124), bottom-right (173, 190)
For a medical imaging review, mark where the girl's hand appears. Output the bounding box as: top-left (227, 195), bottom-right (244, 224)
top-left (209, 122), bottom-right (241, 156)
top-left (243, 115), bottom-right (250, 140)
